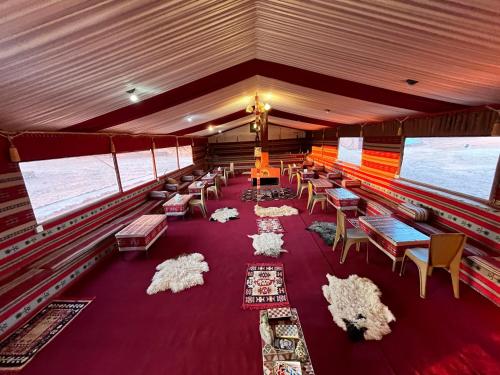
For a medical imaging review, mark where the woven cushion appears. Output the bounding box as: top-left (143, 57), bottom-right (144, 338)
top-left (341, 179), bottom-right (361, 188)
top-left (460, 256), bottom-right (500, 306)
top-left (397, 202), bottom-right (429, 222)
top-left (166, 177), bottom-right (178, 184)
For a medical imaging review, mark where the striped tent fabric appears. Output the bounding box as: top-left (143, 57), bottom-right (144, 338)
top-left (361, 137), bottom-right (401, 178)
top-left (460, 256), bottom-right (500, 306)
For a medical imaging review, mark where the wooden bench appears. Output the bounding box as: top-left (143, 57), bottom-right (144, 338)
top-left (115, 215), bottom-right (168, 253)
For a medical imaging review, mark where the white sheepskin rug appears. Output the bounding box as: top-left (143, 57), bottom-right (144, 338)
top-left (210, 207), bottom-right (239, 223)
top-left (254, 204), bottom-right (298, 218)
top-left (322, 274), bottom-right (395, 341)
top-left (147, 253), bottom-right (209, 294)
top-left (248, 232), bottom-right (288, 258)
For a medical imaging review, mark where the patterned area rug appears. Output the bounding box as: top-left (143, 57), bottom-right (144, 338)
top-left (0, 300), bottom-right (92, 370)
top-left (243, 263), bottom-right (289, 310)
top-left (306, 221), bottom-right (337, 246)
top-left (257, 218), bottom-right (285, 234)
top-left (241, 187), bottom-right (295, 202)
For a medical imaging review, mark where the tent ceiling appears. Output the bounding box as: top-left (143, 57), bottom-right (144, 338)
top-left (0, 1), bottom-right (499, 134)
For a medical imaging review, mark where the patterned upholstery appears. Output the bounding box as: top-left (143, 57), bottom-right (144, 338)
top-left (341, 179), bottom-right (362, 188)
top-left (397, 202), bottom-right (430, 222)
top-left (460, 256), bottom-right (500, 306)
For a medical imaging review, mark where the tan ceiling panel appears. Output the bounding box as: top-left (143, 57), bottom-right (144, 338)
top-left (0, 0), bottom-right (499, 133)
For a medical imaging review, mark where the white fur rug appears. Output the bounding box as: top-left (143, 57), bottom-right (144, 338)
top-left (322, 274), bottom-right (395, 341)
top-left (147, 253), bottom-right (209, 294)
top-left (248, 232), bottom-right (287, 258)
top-left (210, 207), bottom-right (239, 223)
top-left (254, 205), bottom-right (298, 218)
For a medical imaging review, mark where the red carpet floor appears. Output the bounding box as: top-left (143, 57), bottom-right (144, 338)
top-left (17, 176), bottom-right (500, 375)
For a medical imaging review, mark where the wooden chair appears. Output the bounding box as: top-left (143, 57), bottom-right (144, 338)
top-left (280, 160), bottom-right (287, 175)
top-left (333, 210), bottom-right (370, 264)
top-left (400, 233), bottom-right (466, 299)
top-left (189, 187), bottom-right (207, 218)
top-left (207, 176), bottom-right (222, 199)
top-left (307, 181), bottom-right (326, 214)
top-left (296, 171), bottom-right (308, 199)
top-left (227, 162), bottom-right (235, 178)
top-left (220, 168), bottom-right (228, 187)
top-left (288, 164), bottom-right (297, 183)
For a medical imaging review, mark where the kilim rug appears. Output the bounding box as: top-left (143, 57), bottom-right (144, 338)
top-left (243, 263), bottom-right (289, 310)
top-left (257, 218), bottom-right (285, 234)
top-left (0, 300), bottom-right (92, 370)
top-left (241, 187), bottom-right (295, 202)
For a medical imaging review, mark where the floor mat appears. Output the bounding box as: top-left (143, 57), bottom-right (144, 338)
top-left (243, 263), bottom-right (289, 310)
top-left (0, 300), bottom-right (92, 371)
top-left (257, 218), bottom-right (285, 234)
top-left (241, 187), bottom-right (295, 202)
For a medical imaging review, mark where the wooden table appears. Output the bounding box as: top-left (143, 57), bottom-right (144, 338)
top-left (326, 188), bottom-right (360, 217)
top-left (310, 178), bottom-right (333, 194)
top-left (115, 215), bottom-right (167, 253)
top-left (359, 215), bottom-right (430, 271)
top-left (163, 194), bottom-right (193, 217)
top-left (201, 172), bottom-right (217, 185)
top-left (188, 180), bottom-right (207, 196)
top-left (299, 170), bottom-right (315, 181)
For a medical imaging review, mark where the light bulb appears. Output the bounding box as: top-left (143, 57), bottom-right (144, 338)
top-left (208, 125), bottom-right (214, 131)
top-left (218, 130), bottom-right (222, 133)
top-left (264, 103), bottom-right (271, 111)
top-left (129, 93), bottom-right (139, 103)
top-left (253, 123), bottom-right (257, 129)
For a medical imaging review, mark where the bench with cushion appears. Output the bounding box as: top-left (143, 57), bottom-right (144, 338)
top-left (347, 184), bottom-right (500, 306)
top-left (165, 175), bottom-right (194, 193)
top-left (0, 198), bottom-right (164, 339)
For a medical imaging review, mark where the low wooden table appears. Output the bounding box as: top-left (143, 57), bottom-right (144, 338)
top-left (310, 178), bottom-right (333, 194)
top-left (115, 215), bottom-right (167, 252)
top-left (326, 188), bottom-right (360, 217)
top-left (359, 215), bottom-right (430, 271)
top-left (188, 180), bottom-right (207, 196)
top-left (163, 194), bottom-right (193, 217)
top-left (201, 172), bottom-right (217, 185)
top-left (299, 170), bottom-right (315, 181)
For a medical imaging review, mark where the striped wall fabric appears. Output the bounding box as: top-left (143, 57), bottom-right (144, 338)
top-left (0, 134), bottom-right (207, 338)
top-left (0, 156), bottom-right (37, 245)
top-left (361, 137), bottom-right (401, 178)
top-left (209, 139), bottom-right (304, 157)
top-left (305, 134), bottom-right (499, 253)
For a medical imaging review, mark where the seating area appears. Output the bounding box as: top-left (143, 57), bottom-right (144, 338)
top-left (0, 3), bottom-right (499, 374)
top-left (297, 160), bottom-right (500, 306)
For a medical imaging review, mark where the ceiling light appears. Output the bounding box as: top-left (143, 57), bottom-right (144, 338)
top-left (186, 116), bottom-right (193, 122)
top-left (406, 79), bottom-right (418, 86)
top-left (208, 125), bottom-right (214, 131)
top-left (218, 130), bottom-right (222, 133)
top-left (127, 88), bottom-right (139, 103)
top-left (264, 103), bottom-right (271, 111)
top-left (325, 109), bottom-right (331, 113)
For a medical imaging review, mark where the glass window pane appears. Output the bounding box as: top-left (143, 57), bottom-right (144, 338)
top-left (338, 137), bottom-right (363, 165)
top-left (178, 145), bottom-right (193, 168)
top-left (155, 147), bottom-right (178, 176)
top-left (400, 137), bottom-right (500, 200)
top-left (116, 150), bottom-right (155, 190)
top-left (19, 154), bottom-right (119, 223)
